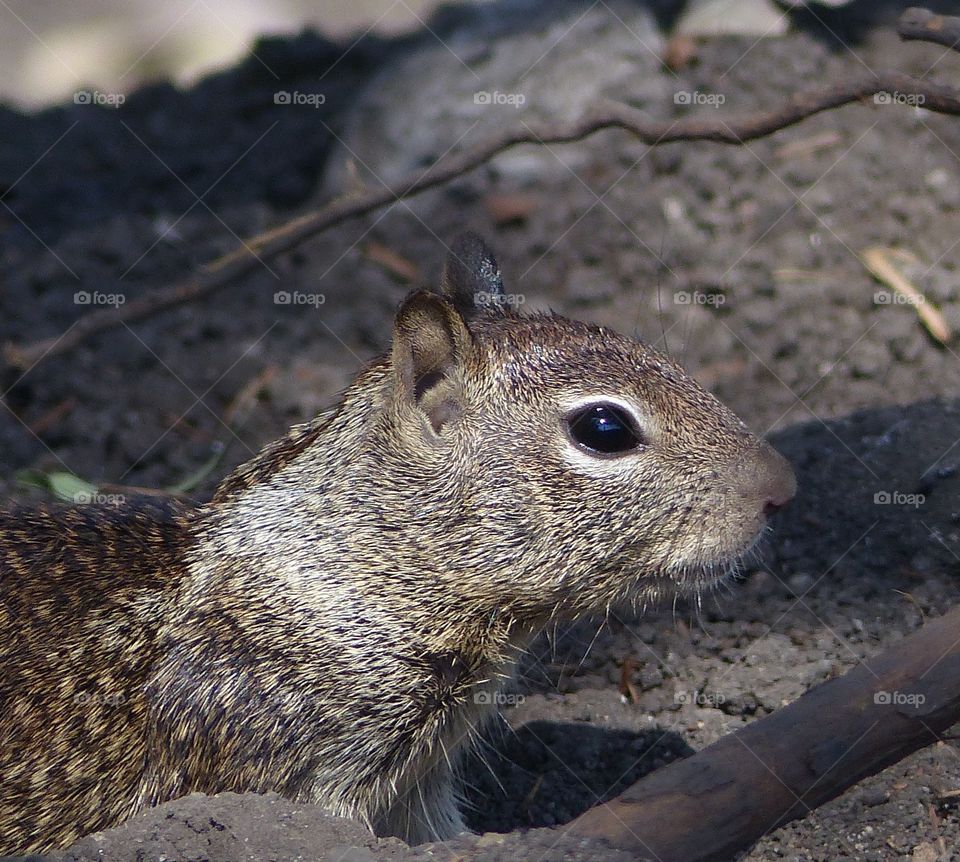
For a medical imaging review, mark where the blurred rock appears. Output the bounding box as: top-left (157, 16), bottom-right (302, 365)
top-left (676, 0), bottom-right (789, 36)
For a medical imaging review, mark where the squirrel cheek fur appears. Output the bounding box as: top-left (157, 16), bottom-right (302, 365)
top-left (0, 233), bottom-right (795, 852)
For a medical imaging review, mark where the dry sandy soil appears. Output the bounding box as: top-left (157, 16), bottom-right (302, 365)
top-left (1, 1), bottom-right (959, 860)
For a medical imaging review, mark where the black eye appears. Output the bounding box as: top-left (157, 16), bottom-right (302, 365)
top-left (566, 404), bottom-right (642, 455)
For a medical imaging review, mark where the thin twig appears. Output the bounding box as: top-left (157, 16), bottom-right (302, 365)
top-left (4, 13), bottom-right (960, 370)
top-left (860, 246), bottom-right (952, 346)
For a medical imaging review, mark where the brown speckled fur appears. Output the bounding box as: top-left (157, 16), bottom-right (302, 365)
top-left (0, 497), bottom-right (195, 848)
top-left (0, 235), bottom-right (794, 853)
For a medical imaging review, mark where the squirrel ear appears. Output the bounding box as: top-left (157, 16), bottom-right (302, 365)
top-left (441, 232), bottom-right (505, 314)
top-left (392, 291), bottom-right (472, 433)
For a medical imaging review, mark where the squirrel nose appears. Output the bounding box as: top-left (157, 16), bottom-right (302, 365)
top-left (731, 442), bottom-right (796, 519)
top-left (757, 445), bottom-right (796, 517)
top-left (763, 497), bottom-right (789, 518)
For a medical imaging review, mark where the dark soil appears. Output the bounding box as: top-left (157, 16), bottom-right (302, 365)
top-left (1, 1), bottom-right (959, 860)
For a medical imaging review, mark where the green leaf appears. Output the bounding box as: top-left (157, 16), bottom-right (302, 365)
top-left (16, 469), bottom-right (99, 503)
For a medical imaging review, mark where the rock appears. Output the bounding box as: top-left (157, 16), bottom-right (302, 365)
top-left (676, 0), bottom-right (789, 37)
top-left (324, 0), bottom-right (666, 193)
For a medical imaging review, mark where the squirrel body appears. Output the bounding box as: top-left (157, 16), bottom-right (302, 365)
top-left (0, 235), bottom-right (795, 852)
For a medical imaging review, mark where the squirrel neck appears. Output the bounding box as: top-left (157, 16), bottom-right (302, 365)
top-left (185, 359), bottom-right (605, 661)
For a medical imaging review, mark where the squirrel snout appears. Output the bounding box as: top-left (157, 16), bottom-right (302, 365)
top-left (756, 445), bottom-right (797, 518)
top-left (730, 443), bottom-right (796, 519)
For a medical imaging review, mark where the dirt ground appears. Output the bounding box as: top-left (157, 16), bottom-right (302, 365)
top-left (1, 1), bottom-right (959, 860)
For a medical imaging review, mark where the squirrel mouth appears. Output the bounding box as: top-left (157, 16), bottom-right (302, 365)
top-left (602, 522), bottom-right (770, 613)
top-left (608, 558), bottom-right (740, 613)
top-left (658, 557), bottom-right (744, 595)
top-left (648, 529), bottom-right (766, 599)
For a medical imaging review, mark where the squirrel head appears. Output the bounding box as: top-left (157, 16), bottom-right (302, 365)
top-left (377, 233), bottom-right (796, 618)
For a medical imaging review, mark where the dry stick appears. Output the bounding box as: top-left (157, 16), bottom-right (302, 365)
top-left (860, 246), bottom-right (952, 345)
top-left (567, 604), bottom-right (960, 862)
top-left (5, 15), bottom-right (960, 370)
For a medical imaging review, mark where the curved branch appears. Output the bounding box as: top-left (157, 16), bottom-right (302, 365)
top-left (567, 604), bottom-right (960, 861)
top-left (5, 33), bottom-right (960, 369)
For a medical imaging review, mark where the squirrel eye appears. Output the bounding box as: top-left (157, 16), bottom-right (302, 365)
top-left (566, 404), bottom-right (642, 456)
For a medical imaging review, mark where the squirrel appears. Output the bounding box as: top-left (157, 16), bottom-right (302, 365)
top-left (0, 234), bottom-right (795, 853)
